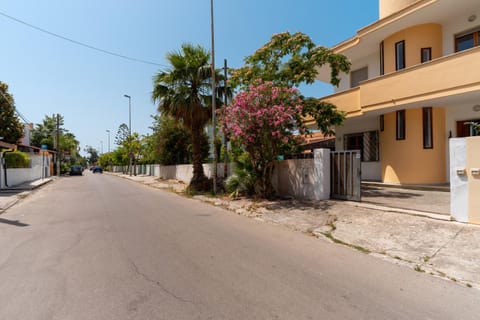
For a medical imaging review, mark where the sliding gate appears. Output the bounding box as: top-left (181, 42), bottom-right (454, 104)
top-left (330, 150), bottom-right (361, 201)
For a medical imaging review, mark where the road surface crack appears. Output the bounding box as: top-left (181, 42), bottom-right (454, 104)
top-left (130, 260), bottom-right (195, 305)
top-left (430, 226), bottom-right (464, 261)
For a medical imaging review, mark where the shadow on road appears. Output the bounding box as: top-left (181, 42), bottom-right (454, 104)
top-left (0, 218), bottom-right (29, 227)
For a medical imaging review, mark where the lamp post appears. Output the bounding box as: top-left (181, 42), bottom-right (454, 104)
top-left (210, 0), bottom-right (217, 194)
top-left (106, 130), bottom-right (110, 153)
top-left (123, 94), bottom-right (132, 176)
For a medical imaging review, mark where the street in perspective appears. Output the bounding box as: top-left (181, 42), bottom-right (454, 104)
top-left (1, 0), bottom-right (480, 319)
top-left (0, 172), bottom-right (479, 320)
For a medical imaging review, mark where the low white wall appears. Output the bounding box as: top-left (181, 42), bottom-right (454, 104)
top-left (158, 163), bottom-right (232, 184)
top-left (273, 149), bottom-right (330, 200)
top-left (1, 154), bottom-right (50, 188)
top-left (112, 163), bottom-right (234, 185)
top-left (113, 151), bottom-right (331, 201)
top-left (362, 162), bottom-right (382, 181)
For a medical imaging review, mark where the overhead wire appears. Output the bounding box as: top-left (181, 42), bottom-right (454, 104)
top-left (0, 91), bottom-right (31, 124)
top-left (0, 9), bottom-right (167, 68)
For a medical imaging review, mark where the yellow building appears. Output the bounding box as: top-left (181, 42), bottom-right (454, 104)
top-left (314, 0), bottom-right (480, 185)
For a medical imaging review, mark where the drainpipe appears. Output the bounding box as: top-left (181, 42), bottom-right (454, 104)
top-left (0, 152), bottom-right (3, 189)
top-left (2, 149), bottom-right (14, 188)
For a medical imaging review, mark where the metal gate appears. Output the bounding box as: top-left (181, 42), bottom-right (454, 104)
top-left (330, 150), bottom-right (361, 201)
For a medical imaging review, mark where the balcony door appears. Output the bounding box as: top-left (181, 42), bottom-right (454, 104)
top-left (457, 119), bottom-right (480, 137)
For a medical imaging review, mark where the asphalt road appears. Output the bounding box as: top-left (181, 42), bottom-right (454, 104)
top-left (0, 171), bottom-right (478, 320)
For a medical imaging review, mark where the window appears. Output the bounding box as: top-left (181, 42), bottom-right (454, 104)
top-left (350, 67), bottom-right (368, 88)
top-left (421, 48), bottom-right (432, 63)
top-left (396, 110), bottom-right (406, 140)
top-left (344, 131), bottom-right (379, 162)
top-left (455, 29), bottom-right (480, 52)
top-left (395, 40), bottom-right (405, 70)
top-left (380, 41), bottom-right (384, 75)
top-left (380, 115), bottom-right (384, 132)
top-left (423, 107), bottom-right (433, 149)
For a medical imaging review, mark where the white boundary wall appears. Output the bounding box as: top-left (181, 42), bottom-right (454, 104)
top-left (272, 149), bottom-right (331, 200)
top-left (113, 149), bottom-right (331, 201)
top-left (1, 154), bottom-right (51, 188)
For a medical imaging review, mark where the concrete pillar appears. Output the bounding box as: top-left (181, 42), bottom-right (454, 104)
top-left (314, 149), bottom-right (331, 200)
top-left (450, 137), bottom-right (480, 224)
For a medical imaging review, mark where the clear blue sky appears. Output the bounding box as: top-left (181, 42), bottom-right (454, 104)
top-left (0, 0), bottom-right (378, 155)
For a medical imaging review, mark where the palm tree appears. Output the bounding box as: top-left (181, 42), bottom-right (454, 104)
top-left (152, 43), bottom-right (222, 191)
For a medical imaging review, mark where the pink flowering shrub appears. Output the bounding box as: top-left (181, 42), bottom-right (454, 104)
top-left (218, 80), bottom-right (305, 197)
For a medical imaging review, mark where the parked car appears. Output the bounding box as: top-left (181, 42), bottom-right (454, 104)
top-left (69, 165), bottom-right (83, 176)
top-left (92, 166), bottom-right (103, 174)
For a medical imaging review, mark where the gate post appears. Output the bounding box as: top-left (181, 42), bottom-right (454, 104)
top-left (314, 149), bottom-right (330, 200)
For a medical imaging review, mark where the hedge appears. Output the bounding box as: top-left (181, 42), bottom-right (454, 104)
top-left (4, 151), bottom-right (31, 168)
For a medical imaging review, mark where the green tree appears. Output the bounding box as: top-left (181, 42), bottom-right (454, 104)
top-left (84, 145), bottom-right (99, 165)
top-left (230, 31), bottom-right (351, 136)
top-left (31, 114), bottom-right (80, 171)
top-left (154, 115), bottom-right (191, 165)
top-left (152, 43), bottom-right (223, 191)
top-left (61, 132), bottom-right (80, 165)
top-left (0, 81), bottom-right (24, 144)
top-left (31, 114), bottom-right (64, 150)
top-left (115, 123), bottom-right (129, 146)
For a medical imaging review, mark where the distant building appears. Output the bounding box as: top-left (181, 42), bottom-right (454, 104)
top-left (19, 123), bottom-right (34, 146)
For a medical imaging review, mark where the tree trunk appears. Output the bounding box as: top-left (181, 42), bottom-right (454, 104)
top-left (189, 123), bottom-right (209, 191)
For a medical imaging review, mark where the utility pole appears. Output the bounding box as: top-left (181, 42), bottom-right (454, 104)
top-left (223, 58), bottom-right (228, 179)
top-left (123, 94), bottom-right (132, 176)
top-left (106, 130), bottom-right (110, 153)
top-left (210, 0), bottom-right (217, 194)
top-left (56, 113), bottom-right (60, 177)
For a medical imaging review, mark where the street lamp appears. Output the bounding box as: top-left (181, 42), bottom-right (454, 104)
top-left (106, 130), bottom-right (110, 153)
top-left (123, 94), bottom-right (132, 176)
top-left (210, 0), bottom-right (217, 194)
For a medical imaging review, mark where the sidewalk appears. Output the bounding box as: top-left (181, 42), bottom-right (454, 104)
top-left (110, 172), bottom-right (480, 290)
top-left (0, 178), bottom-right (53, 212)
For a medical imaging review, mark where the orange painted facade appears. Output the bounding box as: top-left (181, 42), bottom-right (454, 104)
top-left (383, 23), bottom-right (442, 74)
top-left (380, 108), bottom-right (446, 183)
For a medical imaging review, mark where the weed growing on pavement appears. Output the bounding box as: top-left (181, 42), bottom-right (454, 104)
top-left (422, 256), bottom-right (431, 263)
top-left (321, 232), bottom-right (371, 254)
top-left (414, 265), bottom-right (425, 273)
top-left (326, 214), bottom-right (338, 231)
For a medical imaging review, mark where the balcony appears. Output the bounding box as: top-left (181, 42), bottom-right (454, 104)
top-left (320, 47), bottom-right (480, 117)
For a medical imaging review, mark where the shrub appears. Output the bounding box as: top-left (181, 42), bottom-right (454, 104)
top-left (4, 151), bottom-right (31, 168)
top-left (225, 153), bottom-right (256, 198)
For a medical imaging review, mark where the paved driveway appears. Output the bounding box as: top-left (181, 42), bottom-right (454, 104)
top-left (361, 184), bottom-right (450, 215)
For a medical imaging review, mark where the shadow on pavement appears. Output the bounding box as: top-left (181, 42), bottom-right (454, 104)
top-left (0, 218), bottom-right (29, 227)
top-left (264, 200), bottom-right (333, 211)
top-left (362, 185), bottom-right (422, 199)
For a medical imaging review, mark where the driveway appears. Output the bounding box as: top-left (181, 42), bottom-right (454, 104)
top-left (361, 183), bottom-right (450, 215)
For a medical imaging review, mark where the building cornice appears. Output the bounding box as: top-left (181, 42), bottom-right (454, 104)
top-left (332, 0), bottom-right (437, 53)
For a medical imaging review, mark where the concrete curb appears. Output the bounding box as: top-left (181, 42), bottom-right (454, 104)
top-left (0, 198), bottom-right (19, 213)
